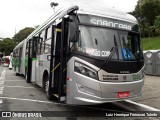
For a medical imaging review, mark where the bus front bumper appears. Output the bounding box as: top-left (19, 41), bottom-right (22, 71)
top-left (70, 79), bottom-right (144, 105)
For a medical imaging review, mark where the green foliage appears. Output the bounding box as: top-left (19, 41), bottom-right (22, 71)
top-left (141, 0), bottom-right (160, 26)
top-left (0, 38), bottom-right (16, 55)
top-left (0, 27), bottom-right (35, 56)
top-left (142, 36), bottom-right (160, 50)
top-left (154, 16), bottom-right (160, 29)
top-left (130, 0), bottom-right (160, 37)
top-left (13, 27), bottom-right (35, 43)
top-left (154, 29), bottom-right (160, 36)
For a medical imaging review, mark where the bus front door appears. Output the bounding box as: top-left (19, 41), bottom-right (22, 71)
top-left (49, 18), bottom-right (67, 102)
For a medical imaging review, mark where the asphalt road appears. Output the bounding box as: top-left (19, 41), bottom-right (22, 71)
top-left (0, 66), bottom-right (159, 120)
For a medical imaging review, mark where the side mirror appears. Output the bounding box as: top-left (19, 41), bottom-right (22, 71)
top-left (69, 22), bottom-right (79, 42)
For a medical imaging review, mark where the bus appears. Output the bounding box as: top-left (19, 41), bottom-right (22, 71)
top-left (2, 56), bottom-right (10, 67)
top-left (9, 52), bottom-right (13, 70)
top-left (13, 4), bottom-right (144, 105)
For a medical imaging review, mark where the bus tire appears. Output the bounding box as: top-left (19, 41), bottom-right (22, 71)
top-left (16, 73), bottom-right (19, 76)
top-left (44, 73), bottom-right (54, 100)
top-left (45, 80), bottom-right (53, 100)
top-left (25, 70), bottom-right (30, 83)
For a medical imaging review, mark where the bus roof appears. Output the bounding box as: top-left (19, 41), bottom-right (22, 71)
top-left (26, 4), bottom-right (138, 40)
top-left (76, 4), bottom-right (137, 23)
top-left (13, 40), bottom-right (24, 50)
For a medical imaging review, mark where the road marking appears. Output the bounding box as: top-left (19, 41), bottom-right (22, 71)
top-left (0, 77), bottom-right (5, 80)
top-left (0, 85), bottom-right (36, 89)
top-left (0, 87), bottom-right (4, 91)
top-left (0, 81), bottom-right (4, 85)
top-left (0, 69), bottom-right (6, 79)
top-left (2, 80), bottom-right (24, 81)
top-left (125, 100), bottom-right (160, 111)
top-left (0, 69), bottom-right (5, 106)
top-left (0, 97), bottom-right (53, 104)
top-left (0, 99), bottom-right (3, 104)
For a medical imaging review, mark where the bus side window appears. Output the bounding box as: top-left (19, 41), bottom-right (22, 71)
top-left (26, 42), bottom-right (29, 55)
top-left (45, 26), bottom-right (52, 54)
top-left (45, 39), bottom-right (51, 54)
top-left (15, 50), bottom-right (17, 57)
top-left (17, 49), bottom-right (19, 57)
top-left (13, 51), bottom-right (16, 57)
top-left (38, 34), bottom-right (42, 55)
top-left (41, 31), bottom-right (45, 54)
top-left (32, 37), bottom-right (37, 58)
top-left (46, 26), bottom-right (52, 40)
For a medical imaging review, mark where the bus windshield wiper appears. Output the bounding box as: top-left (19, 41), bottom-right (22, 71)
top-left (102, 35), bottom-right (118, 65)
top-left (102, 46), bottom-right (118, 65)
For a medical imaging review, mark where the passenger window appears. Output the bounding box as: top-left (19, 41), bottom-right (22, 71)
top-left (45, 26), bottom-right (52, 54)
top-left (26, 42), bottom-right (29, 55)
top-left (13, 51), bottom-right (16, 57)
top-left (46, 26), bottom-right (52, 40)
top-left (45, 39), bottom-right (51, 53)
top-left (38, 31), bottom-right (45, 54)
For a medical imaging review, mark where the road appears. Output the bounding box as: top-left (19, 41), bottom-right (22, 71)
top-left (0, 66), bottom-right (159, 120)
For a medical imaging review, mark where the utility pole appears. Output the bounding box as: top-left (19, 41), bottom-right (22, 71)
top-left (50, 2), bottom-right (58, 12)
top-left (15, 28), bottom-right (16, 35)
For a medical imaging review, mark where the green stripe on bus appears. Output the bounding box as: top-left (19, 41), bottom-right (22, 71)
top-left (32, 58), bottom-right (37, 61)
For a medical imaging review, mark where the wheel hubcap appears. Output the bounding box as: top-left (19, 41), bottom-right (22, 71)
top-left (45, 81), bottom-right (49, 92)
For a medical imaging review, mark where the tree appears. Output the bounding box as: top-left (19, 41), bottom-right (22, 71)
top-left (0, 38), bottom-right (16, 55)
top-left (141, 0), bottom-right (160, 26)
top-left (154, 16), bottom-right (160, 29)
top-left (13, 27), bottom-right (35, 43)
top-left (130, 0), bottom-right (160, 37)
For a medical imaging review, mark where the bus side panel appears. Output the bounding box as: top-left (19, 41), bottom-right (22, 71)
top-left (31, 60), bottom-right (36, 82)
top-left (21, 40), bottom-right (27, 76)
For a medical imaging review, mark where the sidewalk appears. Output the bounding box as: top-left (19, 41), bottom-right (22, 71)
top-left (134, 75), bottom-right (160, 109)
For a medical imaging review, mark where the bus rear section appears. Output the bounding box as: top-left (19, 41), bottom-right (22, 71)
top-left (9, 52), bottom-right (13, 70)
top-left (12, 41), bottom-right (23, 75)
top-left (2, 56), bottom-right (10, 67)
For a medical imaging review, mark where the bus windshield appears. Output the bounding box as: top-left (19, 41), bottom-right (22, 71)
top-left (75, 25), bottom-right (143, 61)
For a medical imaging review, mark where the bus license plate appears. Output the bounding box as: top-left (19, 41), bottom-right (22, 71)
top-left (118, 91), bottom-right (130, 98)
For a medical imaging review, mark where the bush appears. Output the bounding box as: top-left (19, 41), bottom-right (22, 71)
top-left (154, 29), bottom-right (160, 36)
top-left (142, 28), bottom-right (150, 38)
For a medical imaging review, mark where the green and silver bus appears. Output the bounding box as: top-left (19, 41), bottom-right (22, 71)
top-left (13, 4), bottom-right (144, 105)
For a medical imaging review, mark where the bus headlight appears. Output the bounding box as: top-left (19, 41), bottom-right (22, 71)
top-left (74, 61), bottom-right (98, 80)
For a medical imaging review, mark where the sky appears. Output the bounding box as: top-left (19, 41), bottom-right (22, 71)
top-left (0, 0), bottom-right (138, 38)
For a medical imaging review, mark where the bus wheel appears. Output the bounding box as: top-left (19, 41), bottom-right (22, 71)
top-left (25, 70), bottom-right (30, 83)
top-left (25, 72), bottom-right (28, 81)
top-left (45, 79), bottom-right (54, 100)
top-left (16, 73), bottom-right (19, 76)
